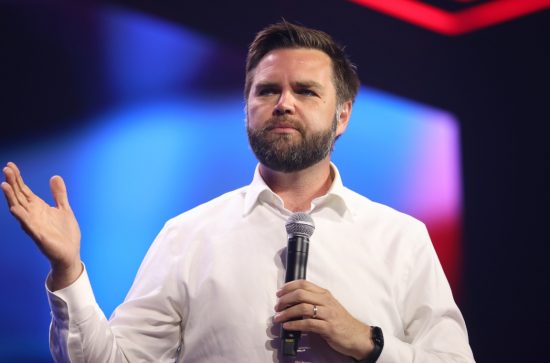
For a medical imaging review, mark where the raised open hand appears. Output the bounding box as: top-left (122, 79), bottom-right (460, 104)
top-left (2, 162), bottom-right (82, 290)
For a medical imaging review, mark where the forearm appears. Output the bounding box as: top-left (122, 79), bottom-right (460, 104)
top-left (47, 257), bottom-right (184, 363)
top-left (47, 267), bottom-right (129, 363)
top-left (377, 332), bottom-right (475, 363)
top-left (50, 305), bottom-right (129, 363)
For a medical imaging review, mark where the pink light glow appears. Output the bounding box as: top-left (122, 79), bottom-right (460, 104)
top-left (349, 0), bottom-right (550, 36)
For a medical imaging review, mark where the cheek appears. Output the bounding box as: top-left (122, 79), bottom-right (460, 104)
top-left (246, 103), bottom-right (265, 126)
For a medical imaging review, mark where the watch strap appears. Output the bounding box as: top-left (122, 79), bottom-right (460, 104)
top-left (354, 326), bottom-right (384, 363)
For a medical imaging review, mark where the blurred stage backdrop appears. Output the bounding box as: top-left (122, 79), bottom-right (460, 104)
top-left (1, 1), bottom-right (549, 362)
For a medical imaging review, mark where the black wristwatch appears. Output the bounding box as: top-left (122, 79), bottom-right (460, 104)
top-left (354, 326), bottom-right (384, 363)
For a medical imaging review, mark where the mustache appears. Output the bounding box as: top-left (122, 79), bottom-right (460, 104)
top-left (261, 116), bottom-right (305, 134)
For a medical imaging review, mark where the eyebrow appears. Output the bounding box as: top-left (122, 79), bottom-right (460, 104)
top-left (292, 81), bottom-right (323, 90)
top-left (254, 81), bottom-right (324, 90)
top-left (254, 82), bottom-right (279, 89)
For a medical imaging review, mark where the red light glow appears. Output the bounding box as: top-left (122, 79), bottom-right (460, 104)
top-left (349, 0), bottom-right (550, 35)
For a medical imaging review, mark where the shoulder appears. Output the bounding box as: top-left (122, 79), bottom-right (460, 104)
top-left (132, 185), bottom-right (250, 273)
top-left (142, 186), bottom-right (249, 259)
top-left (164, 186), bottom-right (248, 231)
top-left (341, 186), bottom-right (429, 237)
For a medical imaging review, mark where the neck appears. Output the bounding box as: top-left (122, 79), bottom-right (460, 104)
top-left (259, 158), bottom-right (334, 212)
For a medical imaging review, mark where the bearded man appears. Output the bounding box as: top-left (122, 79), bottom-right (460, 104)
top-left (2, 22), bottom-right (475, 363)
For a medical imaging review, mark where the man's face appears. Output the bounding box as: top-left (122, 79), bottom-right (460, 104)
top-left (246, 48), bottom-right (349, 172)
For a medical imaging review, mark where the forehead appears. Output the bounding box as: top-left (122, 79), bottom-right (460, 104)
top-left (252, 48), bottom-right (334, 84)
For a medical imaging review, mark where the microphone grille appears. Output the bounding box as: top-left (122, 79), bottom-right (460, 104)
top-left (285, 212), bottom-right (315, 238)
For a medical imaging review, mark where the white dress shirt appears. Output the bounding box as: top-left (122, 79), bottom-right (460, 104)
top-left (47, 164), bottom-right (475, 363)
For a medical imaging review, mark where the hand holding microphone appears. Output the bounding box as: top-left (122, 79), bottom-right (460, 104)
top-left (275, 212), bottom-right (375, 361)
top-left (279, 212), bottom-right (315, 356)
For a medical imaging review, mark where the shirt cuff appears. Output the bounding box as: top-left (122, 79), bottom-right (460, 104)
top-left (46, 264), bottom-right (98, 322)
top-left (376, 333), bottom-right (413, 363)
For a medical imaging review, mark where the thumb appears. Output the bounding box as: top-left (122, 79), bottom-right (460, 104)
top-left (50, 175), bottom-right (70, 209)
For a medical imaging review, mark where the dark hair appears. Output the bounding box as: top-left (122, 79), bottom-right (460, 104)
top-left (245, 21), bottom-right (360, 105)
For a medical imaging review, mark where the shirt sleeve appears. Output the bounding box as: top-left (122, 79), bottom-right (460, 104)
top-left (46, 224), bottom-right (184, 363)
top-left (47, 265), bottom-right (129, 363)
top-left (378, 223), bottom-right (475, 363)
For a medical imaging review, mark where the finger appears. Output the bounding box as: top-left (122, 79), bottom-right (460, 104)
top-left (50, 175), bottom-right (70, 209)
top-left (3, 165), bottom-right (28, 209)
top-left (1, 181), bottom-right (17, 208)
top-left (282, 316), bottom-right (328, 334)
top-left (275, 288), bottom-right (323, 312)
top-left (8, 161), bottom-right (29, 196)
top-left (12, 163), bottom-right (35, 201)
top-left (274, 303), bottom-right (320, 323)
top-left (7, 162), bottom-right (34, 199)
top-left (1, 182), bottom-right (29, 220)
top-left (277, 279), bottom-right (324, 297)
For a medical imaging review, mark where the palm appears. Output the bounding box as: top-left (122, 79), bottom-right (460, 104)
top-left (2, 162), bottom-right (81, 269)
top-left (23, 193), bottom-right (80, 265)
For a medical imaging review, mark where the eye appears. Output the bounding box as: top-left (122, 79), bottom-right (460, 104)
top-left (297, 88), bottom-right (318, 97)
top-left (256, 87), bottom-right (279, 96)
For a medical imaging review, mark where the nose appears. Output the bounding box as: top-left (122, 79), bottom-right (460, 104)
top-left (273, 90), bottom-right (295, 116)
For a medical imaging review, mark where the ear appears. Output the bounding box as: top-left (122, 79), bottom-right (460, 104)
top-left (335, 100), bottom-right (352, 137)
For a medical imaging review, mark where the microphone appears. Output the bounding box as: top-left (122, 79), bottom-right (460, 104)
top-left (281, 212), bottom-right (315, 357)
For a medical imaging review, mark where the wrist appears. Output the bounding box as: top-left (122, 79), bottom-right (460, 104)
top-left (350, 324), bottom-right (374, 360)
top-left (49, 261), bottom-right (83, 291)
top-left (353, 326), bottom-right (384, 363)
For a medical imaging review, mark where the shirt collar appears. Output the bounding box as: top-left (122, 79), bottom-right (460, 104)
top-left (242, 163), bottom-right (355, 219)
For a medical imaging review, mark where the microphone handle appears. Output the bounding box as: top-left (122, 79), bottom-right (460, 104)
top-left (282, 235), bottom-right (309, 356)
top-left (285, 235), bottom-right (309, 281)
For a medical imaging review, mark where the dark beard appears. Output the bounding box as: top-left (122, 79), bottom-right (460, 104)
top-left (247, 116), bottom-right (337, 173)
